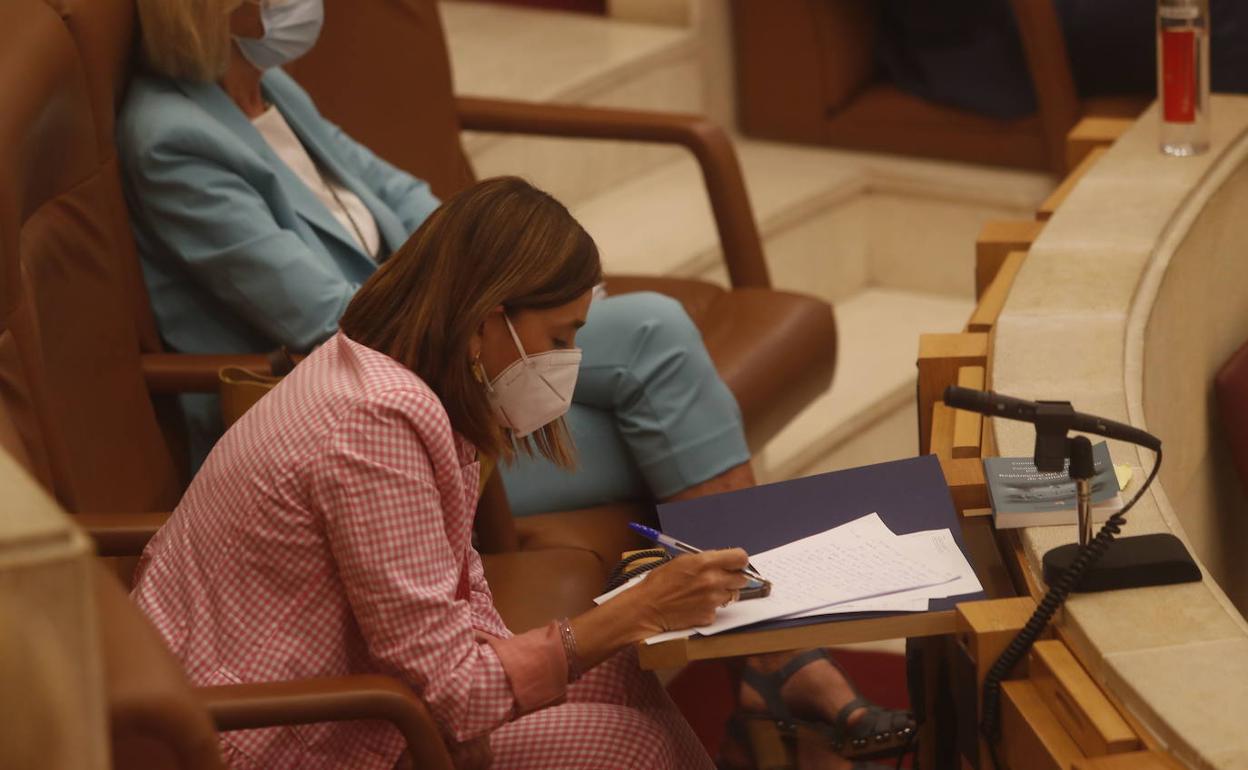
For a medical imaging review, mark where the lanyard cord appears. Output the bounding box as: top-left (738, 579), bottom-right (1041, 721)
top-left (314, 161), bottom-right (371, 255)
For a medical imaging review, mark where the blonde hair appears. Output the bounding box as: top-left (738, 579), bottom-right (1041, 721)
top-left (135, 0), bottom-right (242, 82)
top-left (340, 177), bottom-right (602, 468)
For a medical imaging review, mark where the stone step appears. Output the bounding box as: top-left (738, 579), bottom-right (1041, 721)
top-left (577, 137), bottom-right (1051, 303)
top-left (755, 288), bottom-right (975, 482)
top-left (442, 0), bottom-right (702, 206)
top-left (439, 2), bottom-right (1051, 484)
top-left (572, 137), bottom-right (1044, 483)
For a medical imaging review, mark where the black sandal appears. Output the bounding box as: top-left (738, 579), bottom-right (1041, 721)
top-left (737, 649), bottom-right (917, 763)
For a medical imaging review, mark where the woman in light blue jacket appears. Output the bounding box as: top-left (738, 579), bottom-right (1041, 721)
top-left (118, 0), bottom-right (752, 514)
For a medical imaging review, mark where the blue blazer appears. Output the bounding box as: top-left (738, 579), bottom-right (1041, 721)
top-left (118, 68), bottom-right (441, 356)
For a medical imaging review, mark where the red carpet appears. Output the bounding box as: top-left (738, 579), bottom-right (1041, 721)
top-left (666, 650), bottom-right (912, 765)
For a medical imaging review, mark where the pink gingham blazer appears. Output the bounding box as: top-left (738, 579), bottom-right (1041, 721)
top-left (131, 332), bottom-right (568, 769)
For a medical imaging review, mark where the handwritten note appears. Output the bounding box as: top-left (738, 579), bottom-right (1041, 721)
top-left (785, 527), bottom-right (982, 619)
top-left (642, 513), bottom-right (957, 642)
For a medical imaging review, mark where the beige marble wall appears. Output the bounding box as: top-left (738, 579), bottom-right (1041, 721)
top-left (1143, 164), bottom-right (1248, 612)
top-left (609, 0), bottom-right (738, 129)
top-left (991, 96), bottom-right (1248, 769)
top-left (608, 0), bottom-right (692, 25)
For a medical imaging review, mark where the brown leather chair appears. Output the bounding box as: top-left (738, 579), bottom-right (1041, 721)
top-left (39, 0), bottom-right (835, 573)
top-left (284, 0), bottom-right (838, 455)
top-left (732, 0), bottom-right (1149, 173)
top-left (1216, 340), bottom-right (1248, 497)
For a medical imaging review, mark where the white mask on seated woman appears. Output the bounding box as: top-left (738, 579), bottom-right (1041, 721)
top-left (234, 0), bottom-right (324, 70)
top-left (484, 315), bottom-right (581, 438)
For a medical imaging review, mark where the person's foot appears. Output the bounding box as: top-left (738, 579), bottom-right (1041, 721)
top-left (740, 650), bottom-right (868, 728)
top-left (735, 649), bottom-right (915, 762)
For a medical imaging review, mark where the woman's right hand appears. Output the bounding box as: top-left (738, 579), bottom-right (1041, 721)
top-left (565, 548), bottom-right (752, 673)
top-left (627, 548), bottom-right (752, 634)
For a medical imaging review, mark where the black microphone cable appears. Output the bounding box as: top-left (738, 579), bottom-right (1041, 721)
top-left (979, 446), bottom-right (1163, 769)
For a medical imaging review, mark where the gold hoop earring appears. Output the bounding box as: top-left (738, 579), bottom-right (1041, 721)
top-left (471, 357), bottom-right (487, 384)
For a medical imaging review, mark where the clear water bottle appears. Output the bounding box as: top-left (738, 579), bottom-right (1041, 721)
top-left (1157, 0), bottom-right (1210, 156)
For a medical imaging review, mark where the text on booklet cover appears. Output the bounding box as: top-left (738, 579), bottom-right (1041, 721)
top-left (984, 441), bottom-right (1124, 529)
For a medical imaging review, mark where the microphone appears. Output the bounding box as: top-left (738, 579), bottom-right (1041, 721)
top-left (943, 386), bottom-right (1160, 451)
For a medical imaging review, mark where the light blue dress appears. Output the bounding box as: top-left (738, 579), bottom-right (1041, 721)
top-left (117, 68), bottom-right (748, 514)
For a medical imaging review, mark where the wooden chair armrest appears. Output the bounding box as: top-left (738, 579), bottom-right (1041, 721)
top-left (1009, 0), bottom-right (1081, 174)
top-left (456, 96), bottom-right (770, 290)
top-left (78, 512), bottom-right (171, 556)
top-left (199, 675), bottom-right (453, 770)
top-left (141, 353), bottom-right (277, 394)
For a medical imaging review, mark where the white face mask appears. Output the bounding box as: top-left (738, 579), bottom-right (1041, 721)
top-left (484, 316), bottom-right (582, 438)
top-left (234, 0), bottom-right (324, 71)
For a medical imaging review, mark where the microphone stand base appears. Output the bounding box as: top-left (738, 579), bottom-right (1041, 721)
top-left (1042, 533), bottom-right (1201, 592)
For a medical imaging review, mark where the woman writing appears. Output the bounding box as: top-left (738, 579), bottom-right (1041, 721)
top-left (132, 178), bottom-right (747, 768)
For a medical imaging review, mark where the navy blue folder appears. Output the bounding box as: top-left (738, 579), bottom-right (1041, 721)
top-left (656, 455), bottom-right (987, 632)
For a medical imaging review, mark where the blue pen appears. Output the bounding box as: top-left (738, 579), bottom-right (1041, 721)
top-left (627, 522), bottom-right (767, 581)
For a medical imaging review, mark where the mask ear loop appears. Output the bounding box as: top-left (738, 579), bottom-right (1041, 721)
top-left (474, 353), bottom-right (517, 435)
top-left (503, 315), bottom-right (531, 365)
top-left (505, 314), bottom-right (574, 398)
top-left (474, 313), bottom-right (523, 393)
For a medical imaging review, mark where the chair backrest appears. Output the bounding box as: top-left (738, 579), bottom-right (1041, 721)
top-left (0, 0), bottom-right (182, 514)
top-left (1007, 0), bottom-right (1082, 173)
top-left (287, 0), bottom-right (477, 199)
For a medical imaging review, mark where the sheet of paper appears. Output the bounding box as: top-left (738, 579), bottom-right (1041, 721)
top-left (645, 513), bottom-right (957, 642)
top-left (597, 513), bottom-right (893, 606)
top-left (784, 528), bottom-right (981, 619)
top-left (903, 528), bottom-right (983, 598)
top-left (640, 515), bottom-right (899, 644)
top-left (798, 595), bottom-right (930, 615)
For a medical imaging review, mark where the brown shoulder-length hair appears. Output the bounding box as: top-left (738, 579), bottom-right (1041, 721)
top-left (340, 177), bottom-right (602, 467)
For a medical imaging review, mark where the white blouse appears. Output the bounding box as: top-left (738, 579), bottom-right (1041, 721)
top-left (252, 105), bottom-right (382, 259)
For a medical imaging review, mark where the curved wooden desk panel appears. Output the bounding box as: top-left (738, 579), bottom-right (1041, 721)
top-left (992, 98), bottom-right (1248, 769)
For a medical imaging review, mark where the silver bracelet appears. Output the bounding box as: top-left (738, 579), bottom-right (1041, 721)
top-left (557, 617), bottom-right (583, 683)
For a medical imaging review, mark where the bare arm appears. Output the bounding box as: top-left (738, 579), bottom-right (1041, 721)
top-left (569, 548), bottom-right (751, 670)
